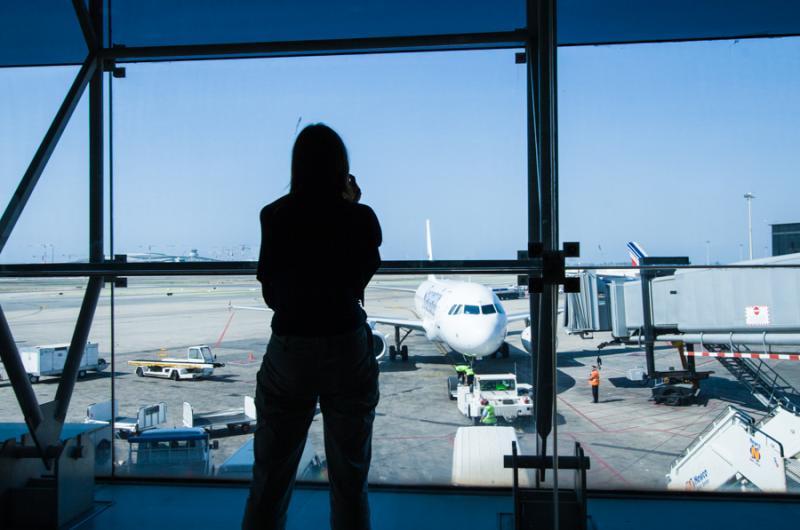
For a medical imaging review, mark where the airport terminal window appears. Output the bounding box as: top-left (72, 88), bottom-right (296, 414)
top-left (553, 36), bottom-right (800, 494)
top-left (3, 27), bottom-right (799, 498)
top-left (111, 50), bottom-right (526, 262)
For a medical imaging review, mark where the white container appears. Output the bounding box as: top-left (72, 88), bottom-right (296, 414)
top-left (21, 342), bottom-right (106, 382)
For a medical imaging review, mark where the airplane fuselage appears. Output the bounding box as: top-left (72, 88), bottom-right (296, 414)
top-left (413, 278), bottom-right (508, 358)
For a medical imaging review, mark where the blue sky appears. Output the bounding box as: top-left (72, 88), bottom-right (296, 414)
top-left (1, 37), bottom-right (798, 264)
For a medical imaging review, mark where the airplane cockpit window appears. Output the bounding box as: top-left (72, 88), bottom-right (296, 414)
top-left (481, 304), bottom-right (497, 315)
top-left (464, 305), bottom-right (480, 315)
top-left (448, 305), bottom-right (458, 315)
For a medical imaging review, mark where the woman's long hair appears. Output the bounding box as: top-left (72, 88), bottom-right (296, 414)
top-left (290, 124), bottom-right (349, 196)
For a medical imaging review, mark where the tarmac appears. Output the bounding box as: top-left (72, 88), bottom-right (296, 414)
top-left (1, 275), bottom-right (799, 491)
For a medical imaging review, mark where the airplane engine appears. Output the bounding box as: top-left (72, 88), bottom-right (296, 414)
top-left (368, 327), bottom-right (388, 361)
top-left (521, 326), bottom-right (532, 354)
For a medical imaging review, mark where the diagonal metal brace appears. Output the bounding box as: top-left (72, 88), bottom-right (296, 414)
top-left (72, 0), bottom-right (99, 50)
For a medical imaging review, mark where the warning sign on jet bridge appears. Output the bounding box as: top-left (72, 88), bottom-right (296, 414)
top-left (745, 305), bottom-right (770, 326)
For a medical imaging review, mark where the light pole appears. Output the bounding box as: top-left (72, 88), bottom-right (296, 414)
top-left (705, 240), bottom-right (711, 265)
top-left (744, 192), bottom-right (755, 260)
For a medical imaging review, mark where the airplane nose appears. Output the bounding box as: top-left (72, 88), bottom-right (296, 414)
top-left (450, 316), bottom-right (505, 357)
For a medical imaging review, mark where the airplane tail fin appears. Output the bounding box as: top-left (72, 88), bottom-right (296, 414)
top-left (626, 241), bottom-right (648, 267)
top-left (426, 219), bottom-right (435, 281)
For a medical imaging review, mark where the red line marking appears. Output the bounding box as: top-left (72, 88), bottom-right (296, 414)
top-left (557, 396), bottom-right (606, 432)
top-left (565, 433), bottom-right (632, 486)
top-left (214, 310), bottom-right (236, 349)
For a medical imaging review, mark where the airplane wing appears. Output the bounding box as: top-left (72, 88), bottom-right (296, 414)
top-left (506, 312), bottom-right (531, 323)
top-left (230, 305), bottom-right (272, 312)
top-left (506, 308), bottom-right (564, 323)
top-left (367, 315), bottom-right (426, 332)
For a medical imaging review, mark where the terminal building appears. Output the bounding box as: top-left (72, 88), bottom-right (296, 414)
top-left (1, 1), bottom-right (800, 529)
top-left (773, 223), bottom-right (800, 257)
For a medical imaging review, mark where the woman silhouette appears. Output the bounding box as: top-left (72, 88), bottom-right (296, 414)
top-left (243, 124), bottom-right (382, 530)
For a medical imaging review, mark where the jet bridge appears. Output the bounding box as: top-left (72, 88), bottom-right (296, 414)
top-left (565, 253), bottom-right (800, 405)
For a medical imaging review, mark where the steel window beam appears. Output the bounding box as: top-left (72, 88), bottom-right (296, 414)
top-left (528, 0), bottom-right (560, 489)
top-left (0, 54), bottom-right (98, 254)
top-left (104, 31), bottom-right (527, 62)
top-left (89, 0), bottom-right (103, 262)
top-left (1, 261), bottom-right (794, 279)
top-left (0, 259), bottom-right (545, 278)
top-left (72, 0), bottom-right (98, 50)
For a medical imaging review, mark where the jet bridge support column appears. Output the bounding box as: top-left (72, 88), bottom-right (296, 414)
top-left (637, 256), bottom-right (690, 380)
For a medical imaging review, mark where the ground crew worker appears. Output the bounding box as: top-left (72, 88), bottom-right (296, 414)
top-left (465, 366), bottom-right (475, 386)
top-left (589, 365), bottom-right (600, 403)
top-left (455, 364), bottom-right (469, 384)
top-left (480, 403), bottom-right (497, 425)
top-left (596, 355), bottom-right (602, 370)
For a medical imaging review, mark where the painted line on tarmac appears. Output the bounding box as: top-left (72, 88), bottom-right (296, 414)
top-left (557, 395), bottom-right (606, 432)
top-left (565, 432), bottom-right (631, 486)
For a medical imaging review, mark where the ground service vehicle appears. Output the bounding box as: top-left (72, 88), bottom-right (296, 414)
top-left (123, 427), bottom-right (218, 477)
top-left (128, 345), bottom-right (224, 380)
top-left (668, 405), bottom-right (800, 492)
top-left (21, 342), bottom-right (107, 383)
top-left (448, 373), bottom-right (532, 424)
top-left (183, 396), bottom-right (256, 434)
top-left (85, 400), bottom-right (168, 438)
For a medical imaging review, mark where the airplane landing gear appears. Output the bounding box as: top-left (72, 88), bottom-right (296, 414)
top-left (390, 326), bottom-right (412, 362)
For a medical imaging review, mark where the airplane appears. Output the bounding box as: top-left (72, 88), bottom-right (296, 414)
top-left (231, 221), bottom-right (532, 362)
top-left (368, 220), bottom-right (530, 362)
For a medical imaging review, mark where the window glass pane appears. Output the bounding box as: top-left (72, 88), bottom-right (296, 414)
top-left (481, 304), bottom-right (497, 314)
top-left (559, 37), bottom-right (800, 264)
top-left (0, 277), bottom-right (113, 476)
top-left (0, 66), bottom-right (90, 264)
top-left (556, 37), bottom-right (800, 494)
top-left (558, 263), bottom-right (800, 493)
top-left (112, 50), bottom-right (526, 261)
top-left (463, 305), bottom-right (480, 315)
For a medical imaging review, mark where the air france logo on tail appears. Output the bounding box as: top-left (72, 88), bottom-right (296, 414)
top-left (626, 241), bottom-right (647, 267)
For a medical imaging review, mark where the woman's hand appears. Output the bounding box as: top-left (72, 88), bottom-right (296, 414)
top-left (343, 173), bottom-right (362, 203)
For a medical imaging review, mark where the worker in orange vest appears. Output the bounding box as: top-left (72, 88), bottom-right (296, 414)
top-left (589, 365), bottom-right (600, 403)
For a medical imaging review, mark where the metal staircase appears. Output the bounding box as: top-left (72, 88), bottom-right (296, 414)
top-left (717, 357), bottom-right (800, 413)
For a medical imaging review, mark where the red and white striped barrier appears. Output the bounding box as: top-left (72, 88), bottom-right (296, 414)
top-left (688, 350), bottom-right (800, 361)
